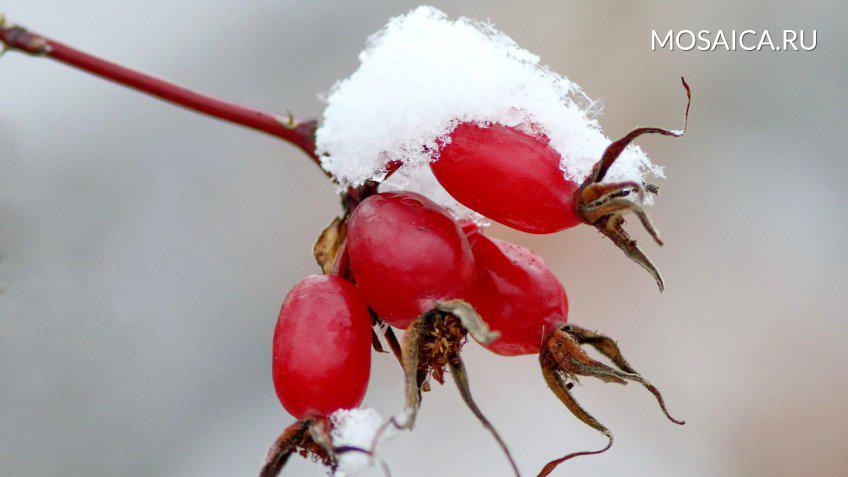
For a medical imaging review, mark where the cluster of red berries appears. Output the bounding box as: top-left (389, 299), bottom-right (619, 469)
top-left (264, 80), bottom-right (691, 477)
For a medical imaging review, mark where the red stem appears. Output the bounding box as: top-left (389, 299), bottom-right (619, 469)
top-left (0, 17), bottom-right (320, 166)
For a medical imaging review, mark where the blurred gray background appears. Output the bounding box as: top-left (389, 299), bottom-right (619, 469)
top-left (1, 1), bottom-right (846, 476)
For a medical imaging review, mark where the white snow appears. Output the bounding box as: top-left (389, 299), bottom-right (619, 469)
top-left (330, 408), bottom-right (392, 477)
top-left (316, 6), bottom-right (662, 217)
top-left (380, 165), bottom-right (489, 225)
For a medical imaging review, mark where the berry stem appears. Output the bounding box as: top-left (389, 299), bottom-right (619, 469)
top-left (0, 15), bottom-right (320, 166)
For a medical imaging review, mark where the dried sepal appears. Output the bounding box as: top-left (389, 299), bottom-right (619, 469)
top-left (308, 418), bottom-right (336, 464)
top-left (369, 310), bottom-right (391, 354)
top-left (590, 77), bottom-right (691, 184)
top-left (449, 352), bottom-right (521, 477)
top-left (259, 419), bottom-right (332, 477)
top-left (368, 305), bottom-right (405, 360)
top-left (538, 365), bottom-right (613, 477)
top-left (259, 420), bottom-right (310, 477)
top-left (435, 299), bottom-right (500, 345)
top-left (379, 301), bottom-right (518, 475)
top-left (313, 216), bottom-right (348, 274)
top-left (397, 310), bottom-right (429, 429)
top-left (537, 324), bottom-right (683, 475)
top-left (397, 299), bottom-right (500, 416)
top-left (382, 323), bottom-right (403, 363)
top-left (396, 308), bottom-right (467, 405)
top-left (594, 214), bottom-right (665, 292)
top-left (370, 329), bottom-right (387, 353)
top-left (366, 311), bottom-right (436, 449)
top-left (579, 182), bottom-right (663, 246)
top-left (419, 312), bottom-right (466, 385)
top-left (564, 325), bottom-right (684, 425)
top-left (261, 415), bottom-right (392, 477)
top-left (575, 77), bottom-right (692, 291)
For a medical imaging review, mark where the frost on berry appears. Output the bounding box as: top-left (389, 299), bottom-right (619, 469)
top-left (316, 6), bottom-right (660, 217)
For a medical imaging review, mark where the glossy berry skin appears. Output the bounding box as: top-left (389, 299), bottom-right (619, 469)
top-left (465, 227), bottom-right (569, 355)
top-left (431, 122), bottom-right (582, 234)
top-left (347, 191), bottom-right (474, 329)
top-left (272, 275), bottom-right (372, 419)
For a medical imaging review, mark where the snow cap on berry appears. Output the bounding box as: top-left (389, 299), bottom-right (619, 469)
top-left (379, 166), bottom-right (489, 225)
top-left (317, 6), bottom-right (662, 216)
top-left (330, 407), bottom-right (393, 476)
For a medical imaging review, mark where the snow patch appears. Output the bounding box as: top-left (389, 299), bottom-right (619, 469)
top-left (380, 165), bottom-right (489, 225)
top-left (330, 408), bottom-right (392, 477)
top-left (317, 6), bottom-right (662, 216)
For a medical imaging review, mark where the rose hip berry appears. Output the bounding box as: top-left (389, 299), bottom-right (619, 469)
top-left (432, 79), bottom-right (692, 291)
top-left (464, 225), bottom-right (569, 356)
top-left (433, 123), bottom-right (582, 234)
top-left (458, 224), bottom-right (686, 475)
top-left (347, 191), bottom-right (474, 328)
top-left (272, 274), bottom-right (372, 419)
top-left (346, 196), bottom-right (519, 475)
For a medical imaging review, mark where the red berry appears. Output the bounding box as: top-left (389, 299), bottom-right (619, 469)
top-left (347, 191), bottom-right (474, 329)
top-left (465, 226), bottom-right (568, 355)
top-left (432, 123), bottom-right (581, 234)
top-left (272, 275), bottom-right (372, 419)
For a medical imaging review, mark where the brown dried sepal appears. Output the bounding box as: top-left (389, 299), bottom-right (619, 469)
top-left (419, 312), bottom-right (466, 385)
top-left (259, 418), bottom-right (333, 477)
top-left (259, 416), bottom-right (387, 477)
top-left (379, 300), bottom-right (519, 475)
top-left (399, 300), bottom-right (500, 419)
top-left (313, 216), bottom-right (348, 274)
top-left (381, 321), bottom-right (403, 363)
top-left (537, 324), bottom-right (684, 476)
top-left (574, 77), bottom-right (692, 292)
